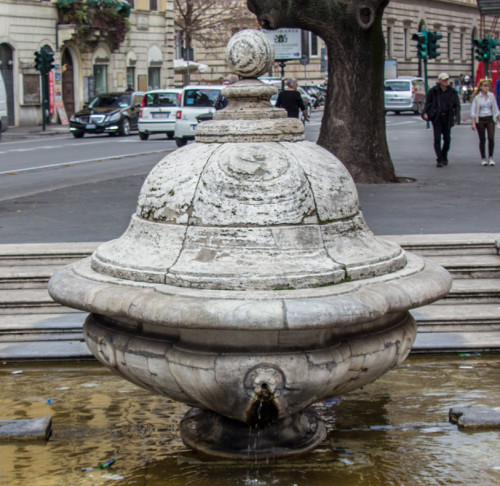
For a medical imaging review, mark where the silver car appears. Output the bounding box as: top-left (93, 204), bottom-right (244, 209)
top-left (384, 77), bottom-right (426, 115)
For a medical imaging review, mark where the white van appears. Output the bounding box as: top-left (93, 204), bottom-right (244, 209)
top-left (138, 88), bottom-right (182, 140)
top-left (174, 85), bottom-right (223, 148)
top-left (0, 73), bottom-right (8, 139)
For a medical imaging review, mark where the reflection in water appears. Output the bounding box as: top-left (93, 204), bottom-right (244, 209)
top-left (1, 356), bottom-right (499, 485)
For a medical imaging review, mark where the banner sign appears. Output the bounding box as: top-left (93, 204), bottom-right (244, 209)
top-left (262, 29), bottom-right (302, 61)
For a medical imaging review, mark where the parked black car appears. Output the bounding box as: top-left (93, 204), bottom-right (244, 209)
top-left (70, 91), bottom-right (144, 138)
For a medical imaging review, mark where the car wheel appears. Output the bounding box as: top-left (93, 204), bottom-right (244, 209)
top-left (72, 131), bottom-right (84, 138)
top-left (139, 132), bottom-right (149, 141)
top-left (175, 137), bottom-right (188, 148)
top-left (119, 118), bottom-right (131, 136)
top-left (167, 132), bottom-right (174, 140)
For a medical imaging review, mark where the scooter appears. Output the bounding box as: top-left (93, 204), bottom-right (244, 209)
top-left (462, 85), bottom-right (473, 103)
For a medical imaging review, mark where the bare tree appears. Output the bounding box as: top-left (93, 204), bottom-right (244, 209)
top-left (247, 0), bottom-right (397, 183)
top-left (174, 0), bottom-right (258, 49)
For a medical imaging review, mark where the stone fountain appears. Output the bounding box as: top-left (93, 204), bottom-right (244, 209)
top-left (49, 30), bottom-right (451, 459)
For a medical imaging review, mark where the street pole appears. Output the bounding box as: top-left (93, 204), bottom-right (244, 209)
top-left (41, 71), bottom-right (47, 132)
top-left (279, 61), bottom-right (287, 90)
top-left (424, 59), bottom-right (430, 130)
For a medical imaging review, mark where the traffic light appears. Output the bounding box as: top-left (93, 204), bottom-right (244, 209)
top-left (34, 50), bottom-right (42, 72)
top-left (474, 38), bottom-right (485, 61)
top-left (412, 31), bottom-right (428, 60)
top-left (488, 38), bottom-right (500, 61)
top-left (474, 37), bottom-right (491, 62)
top-left (43, 50), bottom-right (55, 72)
top-left (427, 31), bottom-right (442, 60)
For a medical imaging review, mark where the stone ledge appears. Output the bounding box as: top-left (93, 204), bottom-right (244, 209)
top-left (449, 406), bottom-right (500, 429)
top-left (0, 417), bottom-right (52, 441)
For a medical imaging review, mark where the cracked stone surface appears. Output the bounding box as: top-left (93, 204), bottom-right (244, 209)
top-left (48, 29), bottom-right (452, 455)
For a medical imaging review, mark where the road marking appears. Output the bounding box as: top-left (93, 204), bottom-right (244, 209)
top-left (386, 120), bottom-right (420, 126)
top-left (0, 140), bottom-right (119, 155)
top-left (0, 149), bottom-right (174, 176)
top-left (0, 136), bottom-right (69, 146)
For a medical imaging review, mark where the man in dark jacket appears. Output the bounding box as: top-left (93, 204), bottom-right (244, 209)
top-left (276, 78), bottom-right (310, 121)
top-left (422, 73), bottom-right (461, 167)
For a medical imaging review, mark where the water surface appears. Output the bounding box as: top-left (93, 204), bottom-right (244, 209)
top-left (1, 355), bottom-right (499, 485)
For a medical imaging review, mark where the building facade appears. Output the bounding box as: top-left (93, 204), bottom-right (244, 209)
top-left (384, 0), bottom-right (483, 81)
top-left (179, 1), bottom-right (484, 88)
top-left (0, 0), bottom-right (490, 127)
top-left (0, 0), bottom-right (176, 127)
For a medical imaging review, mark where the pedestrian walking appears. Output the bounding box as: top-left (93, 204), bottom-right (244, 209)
top-left (470, 79), bottom-right (500, 166)
top-left (495, 77), bottom-right (500, 110)
top-left (275, 78), bottom-right (310, 121)
top-left (422, 73), bottom-right (461, 167)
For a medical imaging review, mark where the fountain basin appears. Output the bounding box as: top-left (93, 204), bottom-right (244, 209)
top-left (50, 251), bottom-right (448, 425)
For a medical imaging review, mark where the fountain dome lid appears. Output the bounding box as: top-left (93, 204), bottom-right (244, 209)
top-left (85, 29), bottom-right (408, 291)
top-left (48, 29), bottom-right (451, 331)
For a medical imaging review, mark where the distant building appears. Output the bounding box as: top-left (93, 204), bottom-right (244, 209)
top-left (0, 0), bottom-right (176, 127)
top-left (384, 0), bottom-right (483, 81)
top-left (181, 1), bottom-right (484, 88)
top-left (0, 0), bottom-right (490, 127)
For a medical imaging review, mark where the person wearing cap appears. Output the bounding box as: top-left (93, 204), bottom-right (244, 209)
top-left (422, 72), bottom-right (461, 167)
top-left (470, 78), bottom-right (499, 166)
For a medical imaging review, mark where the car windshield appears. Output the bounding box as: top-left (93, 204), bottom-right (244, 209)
top-left (183, 89), bottom-right (220, 107)
top-left (89, 94), bottom-right (132, 108)
top-left (144, 92), bottom-right (179, 107)
top-left (384, 81), bottom-right (411, 92)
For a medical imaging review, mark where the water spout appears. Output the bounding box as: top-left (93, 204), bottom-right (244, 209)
top-left (246, 382), bottom-right (279, 429)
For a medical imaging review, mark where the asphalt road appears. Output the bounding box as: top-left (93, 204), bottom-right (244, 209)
top-left (0, 110), bottom-right (498, 243)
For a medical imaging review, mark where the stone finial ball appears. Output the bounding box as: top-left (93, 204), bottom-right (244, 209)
top-left (226, 29), bottom-right (275, 79)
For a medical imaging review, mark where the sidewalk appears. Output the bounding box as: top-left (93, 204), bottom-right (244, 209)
top-left (357, 114), bottom-right (500, 236)
top-left (1, 124), bottom-right (69, 141)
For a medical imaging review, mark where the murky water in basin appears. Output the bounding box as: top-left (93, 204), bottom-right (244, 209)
top-left (1, 355), bottom-right (499, 485)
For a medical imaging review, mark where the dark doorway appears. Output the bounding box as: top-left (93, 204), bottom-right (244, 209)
top-left (62, 49), bottom-right (75, 118)
top-left (0, 43), bottom-right (15, 126)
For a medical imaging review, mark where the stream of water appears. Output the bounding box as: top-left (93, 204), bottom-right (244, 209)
top-left (1, 354), bottom-right (499, 485)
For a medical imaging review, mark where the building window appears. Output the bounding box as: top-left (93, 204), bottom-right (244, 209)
top-left (94, 64), bottom-right (108, 95)
top-left (460, 33), bottom-right (465, 60)
top-left (150, 0), bottom-right (157, 10)
top-left (404, 28), bottom-right (408, 59)
top-left (175, 31), bottom-right (184, 59)
top-left (148, 67), bottom-right (161, 90)
top-left (386, 26), bottom-right (392, 58)
top-left (310, 33), bottom-right (318, 57)
top-left (127, 67), bottom-right (135, 90)
top-left (448, 32), bottom-right (453, 60)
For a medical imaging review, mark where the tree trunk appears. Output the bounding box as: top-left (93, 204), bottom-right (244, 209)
top-left (247, 0), bottom-right (397, 184)
top-left (318, 12), bottom-right (396, 183)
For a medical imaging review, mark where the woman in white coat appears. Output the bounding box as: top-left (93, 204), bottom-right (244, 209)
top-left (471, 79), bottom-right (500, 166)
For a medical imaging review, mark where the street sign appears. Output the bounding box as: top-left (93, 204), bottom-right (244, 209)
top-left (262, 28), bottom-right (302, 61)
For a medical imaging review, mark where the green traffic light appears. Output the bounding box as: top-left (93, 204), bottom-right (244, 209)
top-left (412, 30), bottom-right (428, 60)
top-left (427, 31), bottom-right (442, 60)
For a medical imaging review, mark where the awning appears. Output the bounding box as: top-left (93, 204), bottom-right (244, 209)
top-left (477, 0), bottom-right (500, 15)
top-left (173, 59), bottom-right (210, 73)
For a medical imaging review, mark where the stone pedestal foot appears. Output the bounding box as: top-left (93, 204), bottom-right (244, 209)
top-left (179, 407), bottom-right (327, 459)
